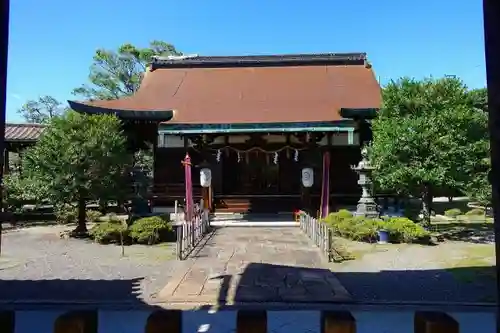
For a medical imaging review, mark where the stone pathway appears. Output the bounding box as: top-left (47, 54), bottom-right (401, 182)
top-left (156, 227), bottom-right (350, 305)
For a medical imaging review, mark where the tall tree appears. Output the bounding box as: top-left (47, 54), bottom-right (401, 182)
top-left (17, 95), bottom-right (65, 123)
top-left (22, 112), bottom-right (131, 233)
top-left (468, 87), bottom-right (488, 112)
top-left (369, 77), bottom-right (489, 225)
top-left (72, 41), bottom-right (182, 100)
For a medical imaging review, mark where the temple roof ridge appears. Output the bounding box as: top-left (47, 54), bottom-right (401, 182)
top-left (150, 52), bottom-right (368, 70)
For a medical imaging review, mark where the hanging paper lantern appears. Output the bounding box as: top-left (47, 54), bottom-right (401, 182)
top-left (301, 168), bottom-right (314, 187)
top-left (200, 168), bottom-right (212, 187)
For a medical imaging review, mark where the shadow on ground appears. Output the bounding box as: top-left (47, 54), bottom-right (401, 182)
top-left (0, 278), bottom-right (145, 303)
top-left (0, 279), bottom-right (182, 333)
top-left (229, 263), bottom-right (496, 305)
top-left (199, 263), bottom-right (497, 306)
top-left (334, 265), bottom-right (497, 303)
top-left (430, 221), bottom-right (494, 244)
top-left (0, 264), bottom-right (496, 307)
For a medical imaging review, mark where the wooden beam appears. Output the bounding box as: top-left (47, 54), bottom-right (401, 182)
top-left (483, 0), bottom-right (500, 323)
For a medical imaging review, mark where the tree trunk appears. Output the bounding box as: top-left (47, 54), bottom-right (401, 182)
top-left (74, 198), bottom-right (87, 233)
top-left (421, 185), bottom-right (433, 226)
top-left (98, 200), bottom-right (108, 214)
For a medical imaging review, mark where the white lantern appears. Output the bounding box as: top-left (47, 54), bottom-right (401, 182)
top-left (200, 168), bottom-right (212, 188)
top-left (301, 168), bottom-right (314, 188)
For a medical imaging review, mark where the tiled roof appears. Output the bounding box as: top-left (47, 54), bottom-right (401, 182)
top-left (5, 123), bottom-right (45, 142)
top-left (150, 53), bottom-right (367, 69)
top-left (69, 52), bottom-right (381, 124)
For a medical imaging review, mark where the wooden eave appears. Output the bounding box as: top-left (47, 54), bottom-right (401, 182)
top-left (67, 101), bottom-right (174, 121)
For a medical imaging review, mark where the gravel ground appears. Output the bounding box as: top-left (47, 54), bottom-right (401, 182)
top-left (0, 223), bottom-right (496, 305)
top-left (331, 239), bottom-right (497, 303)
top-left (0, 225), bottom-right (191, 303)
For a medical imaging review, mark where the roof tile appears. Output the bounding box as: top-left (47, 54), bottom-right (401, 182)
top-left (5, 123), bottom-right (45, 142)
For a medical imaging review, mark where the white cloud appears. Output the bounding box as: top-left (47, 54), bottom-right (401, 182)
top-left (10, 93), bottom-right (22, 100)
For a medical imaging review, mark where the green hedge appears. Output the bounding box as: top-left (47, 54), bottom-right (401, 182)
top-left (444, 208), bottom-right (462, 218)
top-left (89, 219), bottom-right (128, 244)
top-left (465, 208), bottom-right (485, 216)
top-left (322, 210), bottom-right (430, 243)
top-left (128, 216), bottom-right (173, 244)
top-left (89, 215), bottom-right (173, 245)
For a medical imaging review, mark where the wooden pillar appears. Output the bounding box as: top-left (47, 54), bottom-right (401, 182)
top-left (236, 310), bottom-right (267, 333)
top-left (301, 134), bottom-right (314, 215)
top-left (322, 311), bottom-right (356, 333)
top-left (151, 126), bottom-right (158, 209)
top-left (0, 0), bottom-right (9, 257)
top-left (202, 186), bottom-right (211, 210)
top-left (301, 184), bottom-right (311, 214)
top-left (483, 0), bottom-right (500, 324)
top-left (2, 148), bottom-right (7, 175)
top-left (414, 312), bottom-right (458, 333)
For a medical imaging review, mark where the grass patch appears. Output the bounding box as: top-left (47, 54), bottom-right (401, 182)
top-left (331, 237), bottom-right (392, 262)
top-left (122, 243), bottom-right (176, 262)
top-left (428, 217), bottom-right (493, 243)
top-left (446, 245), bottom-right (496, 284)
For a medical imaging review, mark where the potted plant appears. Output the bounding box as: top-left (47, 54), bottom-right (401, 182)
top-left (377, 229), bottom-right (389, 244)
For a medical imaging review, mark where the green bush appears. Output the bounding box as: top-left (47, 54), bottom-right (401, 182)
top-left (381, 217), bottom-right (430, 243)
top-left (55, 204), bottom-right (78, 224)
top-left (89, 219), bottom-right (128, 244)
top-left (323, 209), bottom-right (353, 225)
top-left (323, 210), bottom-right (430, 244)
top-left (465, 208), bottom-right (485, 216)
top-left (86, 209), bottom-right (103, 222)
top-left (323, 211), bottom-right (380, 242)
top-left (128, 216), bottom-right (173, 245)
top-left (444, 208), bottom-right (462, 218)
top-left (3, 174), bottom-right (48, 212)
top-left (55, 205), bottom-right (104, 224)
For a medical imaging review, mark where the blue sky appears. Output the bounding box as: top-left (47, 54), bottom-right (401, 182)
top-left (7, 0), bottom-right (485, 122)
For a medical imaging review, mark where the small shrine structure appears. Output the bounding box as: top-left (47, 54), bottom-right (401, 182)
top-left (68, 53), bottom-right (381, 214)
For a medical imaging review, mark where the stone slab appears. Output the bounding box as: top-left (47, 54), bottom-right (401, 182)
top-left (158, 227), bottom-right (351, 305)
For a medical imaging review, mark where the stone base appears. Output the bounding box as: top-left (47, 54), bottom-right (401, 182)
top-left (353, 202), bottom-right (380, 219)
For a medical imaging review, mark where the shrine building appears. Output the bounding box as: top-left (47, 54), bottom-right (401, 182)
top-left (68, 53), bottom-right (381, 214)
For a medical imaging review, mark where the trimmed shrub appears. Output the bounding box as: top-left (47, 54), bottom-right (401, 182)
top-left (55, 204), bottom-right (78, 224)
top-left (323, 210), bottom-right (430, 244)
top-left (444, 208), bottom-right (462, 218)
top-left (465, 208), bottom-right (485, 216)
top-left (382, 217), bottom-right (430, 243)
top-left (128, 216), bottom-right (173, 245)
top-left (89, 219), bottom-right (128, 244)
top-left (55, 205), bottom-right (104, 224)
top-left (323, 211), bottom-right (381, 242)
top-left (86, 210), bottom-right (103, 222)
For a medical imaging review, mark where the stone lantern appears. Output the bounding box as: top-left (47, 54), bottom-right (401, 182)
top-left (351, 146), bottom-right (379, 218)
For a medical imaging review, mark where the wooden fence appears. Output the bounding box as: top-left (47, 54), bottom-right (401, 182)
top-left (176, 202), bottom-right (210, 260)
top-left (299, 213), bottom-right (333, 262)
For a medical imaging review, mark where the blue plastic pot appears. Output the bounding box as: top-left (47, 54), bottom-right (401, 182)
top-left (378, 230), bottom-right (389, 244)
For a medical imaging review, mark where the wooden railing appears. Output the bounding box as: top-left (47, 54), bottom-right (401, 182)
top-left (176, 201), bottom-right (211, 260)
top-left (299, 213), bottom-right (333, 262)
